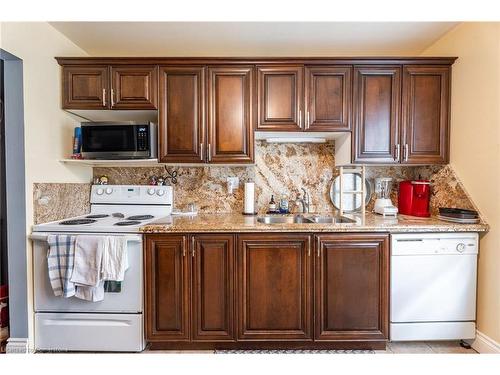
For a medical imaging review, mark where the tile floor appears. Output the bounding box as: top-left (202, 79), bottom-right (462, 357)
top-left (144, 341), bottom-right (477, 354)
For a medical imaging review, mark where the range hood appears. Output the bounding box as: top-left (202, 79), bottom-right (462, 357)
top-left (255, 131), bottom-right (352, 166)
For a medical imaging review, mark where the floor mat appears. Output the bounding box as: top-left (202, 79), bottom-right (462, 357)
top-left (214, 349), bottom-right (375, 354)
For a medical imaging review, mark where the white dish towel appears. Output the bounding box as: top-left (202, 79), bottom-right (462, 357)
top-left (71, 236), bottom-right (105, 302)
top-left (101, 236), bottom-right (129, 281)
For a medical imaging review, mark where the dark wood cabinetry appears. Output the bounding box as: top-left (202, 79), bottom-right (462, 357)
top-left (145, 234), bottom-right (235, 343)
top-left (145, 232), bottom-right (389, 349)
top-left (402, 66), bottom-right (450, 164)
top-left (314, 234), bottom-right (389, 341)
top-left (62, 65), bottom-right (157, 110)
top-left (144, 235), bottom-right (190, 342)
top-left (62, 66), bottom-right (109, 109)
top-left (192, 234), bottom-right (235, 341)
top-left (58, 57), bottom-right (455, 165)
top-left (158, 66), bottom-right (205, 163)
top-left (207, 67), bottom-right (254, 163)
top-left (237, 234), bottom-right (312, 340)
top-left (257, 66), bottom-right (304, 131)
top-left (353, 66), bottom-right (401, 163)
top-left (305, 66), bottom-right (352, 131)
top-left (110, 66), bottom-right (158, 109)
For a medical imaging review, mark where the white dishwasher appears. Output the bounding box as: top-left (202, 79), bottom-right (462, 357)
top-left (390, 232), bottom-right (478, 341)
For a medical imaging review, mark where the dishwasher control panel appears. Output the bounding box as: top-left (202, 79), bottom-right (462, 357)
top-left (391, 233), bottom-right (478, 255)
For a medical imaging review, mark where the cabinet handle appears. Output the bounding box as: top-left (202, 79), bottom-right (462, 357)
top-left (199, 143), bottom-right (203, 160)
top-left (316, 237), bottom-right (321, 257)
top-left (191, 237), bottom-right (195, 257)
top-left (404, 144), bottom-right (409, 162)
top-left (306, 111), bottom-right (310, 127)
top-left (307, 237), bottom-right (311, 257)
top-left (111, 88), bottom-right (115, 107)
top-left (207, 143), bottom-right (212, 162)
top-left (299, 109), bottom-right (302, 127)
top-left (182, 238), bottom-right (186, 257)
top-left (102, 89), bottom-right (106, 107)
top-left (395, 144), bottom-right (400, 162)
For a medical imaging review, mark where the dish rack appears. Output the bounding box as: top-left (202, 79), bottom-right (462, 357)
top-left (338, 165), bottom-right (366, 216)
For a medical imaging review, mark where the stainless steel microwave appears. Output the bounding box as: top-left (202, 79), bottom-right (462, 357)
top-left (80, 121), bottom-right (157, 160)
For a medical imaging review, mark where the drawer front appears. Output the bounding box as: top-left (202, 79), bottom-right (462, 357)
top-left (35, 313), bottom-right (144, 352)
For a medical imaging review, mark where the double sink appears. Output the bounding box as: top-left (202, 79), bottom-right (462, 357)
top-left (256, 214), bottom-right (356, 225)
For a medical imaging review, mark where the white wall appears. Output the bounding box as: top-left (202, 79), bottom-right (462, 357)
top-left (0, 22), bottom-right (91, 347)
top-left (421, 22), bottom-right (500, 345)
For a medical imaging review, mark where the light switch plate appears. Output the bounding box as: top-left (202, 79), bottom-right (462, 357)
top-left (227, 177), bottom-right (239, 194)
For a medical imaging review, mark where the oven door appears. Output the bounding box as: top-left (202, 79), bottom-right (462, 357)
top-left (31, 233), bottom-right (142, 313)
top-left (81, 123), bottom-right (150, 159)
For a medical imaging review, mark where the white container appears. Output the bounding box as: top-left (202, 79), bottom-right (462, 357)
top-left (244, 182), bottom-right (255, 214)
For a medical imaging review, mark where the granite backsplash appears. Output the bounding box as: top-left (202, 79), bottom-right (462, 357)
top-left (33, 141), bottom-right (479, 223)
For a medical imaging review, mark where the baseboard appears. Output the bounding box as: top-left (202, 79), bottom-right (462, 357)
top-left (467, 330), bottom-right (500, 354)
top-left (6, 337), bottom-right (30, 353)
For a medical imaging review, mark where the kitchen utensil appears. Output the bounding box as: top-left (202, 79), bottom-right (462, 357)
top-left (398, 180), bottom-right (431, 217)
top-left (374, 177), bottom-right (398, 217)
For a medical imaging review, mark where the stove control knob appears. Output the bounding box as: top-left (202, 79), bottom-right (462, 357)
top-left (105, 187), bottom-right (113, 195)
top-left (147, 188), bottom-right (155, 196)
top-left (456, 243), bottom-right (466, 253)
top-left (96, 188), bottom-right (104, 195)
top-left (156, 189), bottom-right (165, 196)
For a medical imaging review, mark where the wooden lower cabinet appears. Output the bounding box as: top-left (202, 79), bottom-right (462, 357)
top-left (315, 233), bottom-right (389, 341)
top-left (192, 234), bottom-right (235, 341)
top-left (237, 234), bottom-right (312, 340)
top-left (145, 232), bottom-right (389, 349)
top-left (144, 234), bottom-right (190, 342)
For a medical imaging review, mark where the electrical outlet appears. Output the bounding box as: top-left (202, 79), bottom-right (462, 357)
top-left (227, 177), bottom-right (239, 194)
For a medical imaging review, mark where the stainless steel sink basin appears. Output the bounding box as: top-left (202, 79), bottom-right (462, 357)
top-left (308, 216), bottom-right (357, 224)
top-left (256, 215), bottom-right (356, 225)
top-left (257, 215), bottom-right (313, 224)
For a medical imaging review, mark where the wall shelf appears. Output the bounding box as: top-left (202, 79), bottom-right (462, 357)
top-left (59, 158), bottom-right (160, 167)
top-left (59, 158), bottom-right (256, 168)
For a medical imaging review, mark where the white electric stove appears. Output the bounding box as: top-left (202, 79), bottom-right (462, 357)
top-left (30, 184), bottom-right (173, 352)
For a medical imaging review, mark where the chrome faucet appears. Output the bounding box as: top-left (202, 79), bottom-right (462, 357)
top-left (295, 188), bottom-right (310, 213)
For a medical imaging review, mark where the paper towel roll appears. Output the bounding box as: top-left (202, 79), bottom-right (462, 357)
top-left (244, 182), bottom-right (255, 214)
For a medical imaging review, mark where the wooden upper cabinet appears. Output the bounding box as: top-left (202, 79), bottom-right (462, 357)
top-left (401, 66), bottom-right (450, 164)
top-left (207, 66), bottom-right (254, 163)
top-left (315, 234), bottom-right (389, 341)
top-left (257, 66), bottom-right (304, 131)
top-left (353, 66), bottom-right (401, 164)
top-left (62, 66), bottom-right (109, 109)
top-left (158, 66), bottom-right (205, 163)
top-left (305, 66), bottom-right (352, 131)
top-left (144, 235), bottom-right (190, 342)
top-left (192, 234), bottom-right (235, 342)
top-left (110, 66), bottom-right (158, 109)
top-left (237, 234), bottom-right (312, 341)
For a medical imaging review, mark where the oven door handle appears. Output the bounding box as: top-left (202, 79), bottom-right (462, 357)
top-left (29, 234), bottom-right (143, 243)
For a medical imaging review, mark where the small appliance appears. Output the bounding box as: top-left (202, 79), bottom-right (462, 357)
top-left (80, 121), bottom-right (157, 160)
top-left (374, 177), bottom-right (398, 217)
top-left (398, 180), bottom-right (431, 217)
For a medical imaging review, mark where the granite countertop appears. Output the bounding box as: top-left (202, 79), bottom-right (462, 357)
top-left (140, 212), bottom-right (489, 234)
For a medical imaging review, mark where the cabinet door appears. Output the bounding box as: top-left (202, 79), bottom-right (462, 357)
top-left (192, 234), bottom-right (235, 341)
top-left (159, 66), bottom-right (205, 163)
top-left (315, 234), bottom-right (389, 341)
top-left (305, 66), bottom-right (352, 131)
top-left (401, 66), bottom-right (450, 164)
top-left (62, 66), bottom-right (109, 109)
top-left (111, 66), bottom-right (158, 109)
top-left (207, 66), bottom-right (254, 163)
top-left (144, 235), bottom-right (190, 341)
top-left (257, 66), bottom-right (303, 131)
top-left (237, 234), bottom-right (312, 340)
top-left (352, 66), bottom-right (401, 163)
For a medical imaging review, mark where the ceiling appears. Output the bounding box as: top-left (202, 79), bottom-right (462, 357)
top-left (50, 22), bottom-right (459, 57)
